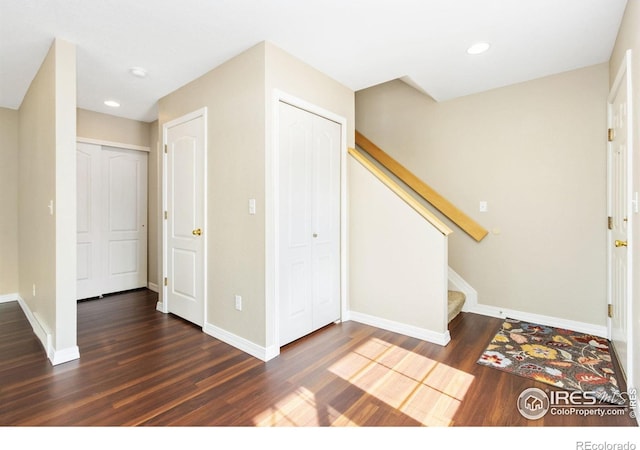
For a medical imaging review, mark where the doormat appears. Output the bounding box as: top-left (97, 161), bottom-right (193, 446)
top-left (477, 318), bottom-right (626, 405)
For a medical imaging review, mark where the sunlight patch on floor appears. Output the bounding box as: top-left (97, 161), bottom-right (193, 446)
top-left (253, 386), bottom-right (321, 426)
top-left (253, 337), bottom-right (474, 426)
top-left (328, 337), bottom-right (474, 426)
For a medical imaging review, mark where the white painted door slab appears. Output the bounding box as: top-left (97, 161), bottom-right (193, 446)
top-left (608, 52), bottom-right (633, 381)
top-left (77, 143), bottom-right (103, 300)
top-left (165, 115), bottom-right (205, 327)
top-left (102, 148), bottom-right (148, 294)
top-left (76, 144), bottom-right (148, 300)
top-left (279, 101), bottom-right (340, 346)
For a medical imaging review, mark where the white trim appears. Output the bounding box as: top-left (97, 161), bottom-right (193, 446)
top-left (14, 296), bottom-right (79, 365)
top-left (203, 322), bottom-right (270, 362)
top-left (267, 90), bottom-right (348, 355)
top-left (147, 282), bottom-right (159, 293)
top-left (448, 266), bottom-right (477, 313)
top-left (17, 298), bottom-right (52, 356)
top-left (0, 293), bottom-right (18, 303)
top-left (345, 311), bottom-right (451, 346)
top-left (77, 137), bottom-right (150, 152)
top-left (466, 302), bottom-right (608, 338)
top-left (50, 346), bottom-right (81, 366)
top-left (160, 107), bottom-right (208, 324)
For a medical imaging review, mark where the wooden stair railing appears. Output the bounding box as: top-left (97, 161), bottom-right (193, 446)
top-left (355, 130), bottom-right (489, 242)
top-left (349, 147), bottom-right (452, 237)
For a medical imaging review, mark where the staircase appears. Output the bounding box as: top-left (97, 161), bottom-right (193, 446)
top-left (448, 290), bottom-right (466, 323)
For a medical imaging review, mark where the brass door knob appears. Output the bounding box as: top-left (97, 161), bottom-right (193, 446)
top-left (192, 228), bottom-right (202, 236)
top-left (615, 239), bottom-right (627, 247)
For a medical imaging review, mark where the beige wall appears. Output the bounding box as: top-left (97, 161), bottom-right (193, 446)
top-left (356, 63), bottom-right (609, 327)
top-left (609, 0), bottom-right (640, 396)
top-left (148, 120), bottom-right (160, 287)
top-left (18, 38), bottom-right (77, 357)
top-left (349, 157), bottom-right (448, 337)
top-left (159, 41), bottom-right (354, 351)
top-left (0, 107), bottom-right (19, 295)
top-left (159, 42), bottom-right (267, 345)
top-left (77, 108), bottom-right (150, 148)
top-left (264, 41), bottom-right (355, 148)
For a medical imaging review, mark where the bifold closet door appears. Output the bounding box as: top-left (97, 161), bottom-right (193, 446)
top-left (278, 101), bottom-right (341, 346)
top-left (77, 143), bottom-right (148, 300)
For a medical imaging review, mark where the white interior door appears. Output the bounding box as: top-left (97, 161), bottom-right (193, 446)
top-left (102, 148), bottom-right (148, 294)
top-left (77, 143), bottom-right (103, 300)
top-left (608, 51), bottom-right (633, 381)
top-left (279, 101), bottom-right (340, 346)
top-left (165, 114), bottom-right (205, 327)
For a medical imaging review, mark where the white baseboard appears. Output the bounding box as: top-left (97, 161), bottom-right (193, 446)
top-left (0, 293), bottom-right (18, 303)
top-left (16, 296), bottom-right (80, 366)
top-left (203, 322), bottom-right (272, 362)
top-left (18, 297), bottom-right (52, 356)
top-left (147, 282), bottom-right (159, 293)
top-left (156, 301), bottom-right (166, 313)
top-left (466, 303), bottom-right (608, 338)
top-left (345, 310), bottom-right (451, 346)
top-left (50, 346), bottom-right (80, 365)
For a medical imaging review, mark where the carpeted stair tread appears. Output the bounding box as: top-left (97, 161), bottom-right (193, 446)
top-left (448, 290), bottom-right (465, 323)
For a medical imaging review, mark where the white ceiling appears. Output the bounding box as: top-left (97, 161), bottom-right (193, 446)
top-left (0, 0), bottom-right (628, 123)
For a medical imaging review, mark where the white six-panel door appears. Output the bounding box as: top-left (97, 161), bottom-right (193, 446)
top-left (76, 143), bottom-right (148, 300)
top-left (278, 101), bottom-right (341, 346)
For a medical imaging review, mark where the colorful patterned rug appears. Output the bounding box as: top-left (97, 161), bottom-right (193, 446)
top-left (477, 318), bottom-right (625, 405)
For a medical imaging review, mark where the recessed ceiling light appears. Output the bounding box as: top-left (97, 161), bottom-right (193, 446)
top-left (467, 42), bottom-right (491, 55)
top-left (104, 100), bottom-right (120, 108)
top-left (130, 67), bottom-right (148, 78)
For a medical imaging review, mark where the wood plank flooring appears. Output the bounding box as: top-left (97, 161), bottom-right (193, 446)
top-left (0, 289), bottom-right (637, 428)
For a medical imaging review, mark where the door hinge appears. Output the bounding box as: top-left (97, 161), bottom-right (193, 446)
top-left (164, 277), bottom-right (168, 287)
top-left (608, 216), bottom-right (613, 230)
top-left (608, 128), bottom-right (614, 142)
top-left (164, 210), bottom-right (168, 220)
top-left (608, 304), bottom-right (613, 318)
top-left (164, 144), bottom-right (168, 154)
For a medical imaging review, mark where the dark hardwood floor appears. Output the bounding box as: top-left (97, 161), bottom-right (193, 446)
top-left (0, 289), bottom-right (637, 429)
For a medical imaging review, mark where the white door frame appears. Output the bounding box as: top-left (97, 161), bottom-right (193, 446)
top-left (160, 108), bottom-right (208, 324)
top-left (607, 49), bottom-right (634, 384)
top-left (266, 91), bottom-right (348, 360)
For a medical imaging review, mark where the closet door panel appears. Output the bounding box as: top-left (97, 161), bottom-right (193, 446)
top-left (278, 102), bottom-right (341, 346)
top-left (77, 144), bottom-right (148, 299)
top-left (76, 143), bottom-right (103, 300)
top-left (102, 147), bottom-right (148, 294)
